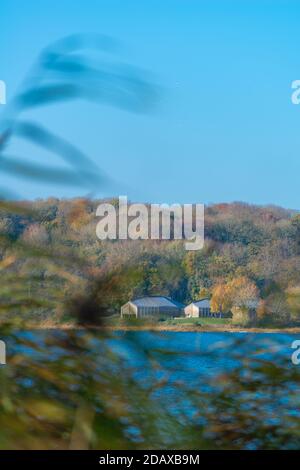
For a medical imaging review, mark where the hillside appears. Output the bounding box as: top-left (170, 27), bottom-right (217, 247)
top-left (0, 198), bottom-right (300, 327)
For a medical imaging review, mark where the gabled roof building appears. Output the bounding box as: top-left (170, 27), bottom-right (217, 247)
top-left (121, 296), bottom-right (184, 318)
top-left (184, 299), bottom-right (214, 317)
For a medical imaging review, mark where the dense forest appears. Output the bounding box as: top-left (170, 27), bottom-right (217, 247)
top-left (1, 198), bottom-right (300, 326)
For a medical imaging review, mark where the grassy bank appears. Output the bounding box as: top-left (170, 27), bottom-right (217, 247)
top-left (17, 315), bottom-right (300, 333)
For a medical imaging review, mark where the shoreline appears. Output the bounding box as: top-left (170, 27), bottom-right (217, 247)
top-left (11, 322), bottom-right (300, 334)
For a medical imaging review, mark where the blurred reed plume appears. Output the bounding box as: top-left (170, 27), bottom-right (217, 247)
top-left (0, 33), bottom-right (158, 326)
top-left (0, 33), bottom-right (158, 195)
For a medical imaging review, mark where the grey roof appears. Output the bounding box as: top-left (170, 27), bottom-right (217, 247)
top-left (130, 296), bottom-right (184, 308)
top-left (188, 299), bottom-right (210, 309)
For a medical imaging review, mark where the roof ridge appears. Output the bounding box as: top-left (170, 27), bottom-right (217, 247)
top-left (131, 295), bottom-right (174, 301)
top-left (129, 296), bottom-right (184, 307)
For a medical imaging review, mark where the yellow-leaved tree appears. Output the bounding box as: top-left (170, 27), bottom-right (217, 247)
top-left (211, 283), bottom-right (232, 313)
top-left (211, 276), bottom-right (259, 324)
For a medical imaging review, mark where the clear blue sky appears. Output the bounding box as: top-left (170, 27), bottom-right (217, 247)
top-left (1, 0), bottom-right (300, 208)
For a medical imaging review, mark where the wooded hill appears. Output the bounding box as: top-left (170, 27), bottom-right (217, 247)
top-left (0, 198), bottom-right (300, 326)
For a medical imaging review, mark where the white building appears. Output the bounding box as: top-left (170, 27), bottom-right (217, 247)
top-left (184, 299), bottom-right (222, 318)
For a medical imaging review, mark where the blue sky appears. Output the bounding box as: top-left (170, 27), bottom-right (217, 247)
top-left (1, 0), bottom-right (300, 208)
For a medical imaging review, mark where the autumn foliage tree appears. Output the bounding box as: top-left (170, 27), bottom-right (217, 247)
top-left (229, 276), bottom-right (258, 309)
top-left (211, 276), bottom-right (258, 321)
top-left (211, 283), bottom-right (232, 313)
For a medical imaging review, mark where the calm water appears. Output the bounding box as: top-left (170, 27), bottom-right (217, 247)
top-left (109, 330), bottom-right (298, 369)
top-left (1, 330), bottom-right (299, 449)
top-left (6, 330), bottom-right (299, 389)
top-left (109, 331), bottom-right (300, 397)
top-left (6, 329), bottom-right (299, 372)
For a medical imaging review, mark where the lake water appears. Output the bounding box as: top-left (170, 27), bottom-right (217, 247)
top-left (5, 330), bottom-right (300, 389)
top-left (9, 330), bottom-right (299, 370)
top-left (1, 330), bottom-right (300, 449)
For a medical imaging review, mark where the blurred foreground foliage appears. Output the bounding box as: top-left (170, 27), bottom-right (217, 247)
top-left (0, 330), bottom-right (299, 449)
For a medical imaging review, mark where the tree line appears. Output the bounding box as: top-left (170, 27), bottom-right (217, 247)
top-left (0, 198), bottom-right (299, 326)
